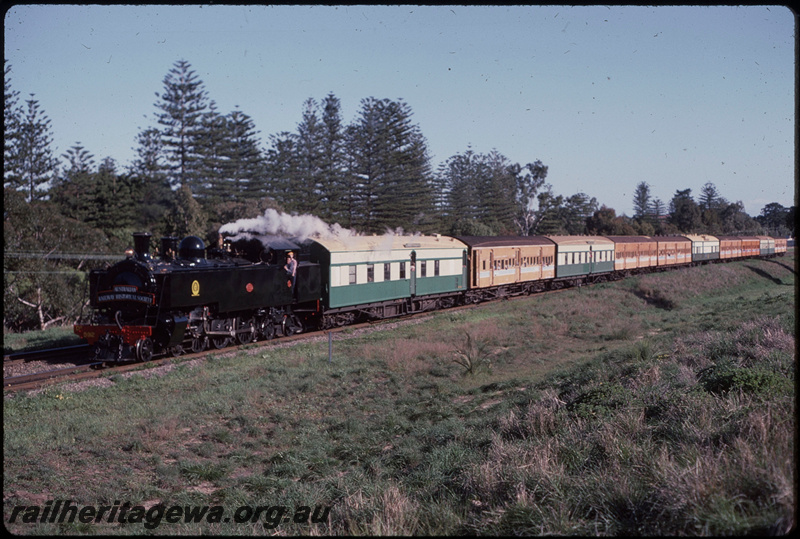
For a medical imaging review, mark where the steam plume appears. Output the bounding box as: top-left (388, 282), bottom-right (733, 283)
top-left (219, 209), bottom-right (357, 242)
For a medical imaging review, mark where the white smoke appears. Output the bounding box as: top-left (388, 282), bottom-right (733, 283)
top-left (219, 208), bottom-right (357, 242)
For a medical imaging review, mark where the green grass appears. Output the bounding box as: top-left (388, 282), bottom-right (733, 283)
top-left (3, 254), bottom-right (795, 534)
top-left (3, 326), bottom-right (84, 355)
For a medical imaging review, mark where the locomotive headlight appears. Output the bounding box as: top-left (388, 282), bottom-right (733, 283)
top-left (125, 248), bottom-right (135, 258)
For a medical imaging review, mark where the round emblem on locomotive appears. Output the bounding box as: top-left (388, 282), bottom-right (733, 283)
top-left (246, 283), bottom-right (254, 293)
top-left (191, 280), bottom-right (200, 296)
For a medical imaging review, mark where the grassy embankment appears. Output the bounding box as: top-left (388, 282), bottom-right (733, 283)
top-left (4, 254), bottom-right (795, 535)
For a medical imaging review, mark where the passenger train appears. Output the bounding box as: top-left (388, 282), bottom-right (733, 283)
top-left (74, 232), bottom-right (787, 362)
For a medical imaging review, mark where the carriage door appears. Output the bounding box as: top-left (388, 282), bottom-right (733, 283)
top-left (538, 247), bottom-right (543, 279)
top-left (410, 251), bottom-right (417, 296)
top-left (472, 250), bottom-right (479, 287)
top-left (462, 250), bottom-right (469, 289)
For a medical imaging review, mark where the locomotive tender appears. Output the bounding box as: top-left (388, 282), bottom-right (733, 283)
top-left (74, 231), bottom-right (787, 362)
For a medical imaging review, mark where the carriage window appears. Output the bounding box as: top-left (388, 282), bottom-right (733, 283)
top-left (349, 265), bottom-right (356, 285)
top-left (434, 260), bottom-right (440, 276)
top-left (400, 262), bottom-right (406, 279)
top-left (420, 261), bottom-right (427, 276)
top-left (384, 263), bottom-right (391, 281)
top-left (367, 264), bottom-right (374, 283)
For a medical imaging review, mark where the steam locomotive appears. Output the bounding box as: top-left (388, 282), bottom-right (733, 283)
top-left (74, 233), bottom-right (321, 361)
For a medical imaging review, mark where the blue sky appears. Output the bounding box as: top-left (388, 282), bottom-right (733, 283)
top-left (4, 4), bottom-right (795, 217)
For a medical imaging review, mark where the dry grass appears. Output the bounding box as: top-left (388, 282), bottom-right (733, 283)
top-left (4, 254), bottom-right (794, 535)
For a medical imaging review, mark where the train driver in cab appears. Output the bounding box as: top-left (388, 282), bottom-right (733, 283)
top-left (284, 250), bottom-right (297, 289)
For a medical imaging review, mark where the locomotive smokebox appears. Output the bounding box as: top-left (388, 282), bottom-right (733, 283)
top-left (133, 232), bottom-right (152, 262)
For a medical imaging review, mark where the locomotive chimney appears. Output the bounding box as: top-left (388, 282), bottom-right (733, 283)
top-left (133, 232), bottom-right (152, 262)
top-left (160, 236), bottom-right (179, 261)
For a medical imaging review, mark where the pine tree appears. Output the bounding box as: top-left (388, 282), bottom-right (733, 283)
top-left (480, 151), bottom-right (519, 234)
top-left (88, 158), bottom-right (140, 232)
top-left (439, 151), bottom-right (549, 236)
top-left (193, 101), bottom-right (231, 204)
top-left (649, 197), bottom-right (666, 234)
top-left (348, 97), bottom-right (434, 233)
top-left (295, 98), bottom-right (324, 214)
top-left (535, 189), bottom-right (566, 235)
top-left (129, 127), bottom-right (173, 234)
top-left (4, 61), bottom-right (23, 190)
top-left (226, 107), bottom-right (266, 200)
top-left (632, 181), bottom-right (651, 220)
top-left (669, 189), bottom-right (702, 233)
top-left (50, 144), bottom-right (96, 222)
top-left (439, 148), bottom-right (483, 226)
top-left (9, 95), bottom-right (58, 201)
top-left (381, 124), bottom-right (434, 232)
top-left (698, 181), bottom-right (720, 211)
top-left (265, 131), bottom-right (301, 213)
top-left (563, 192), bottom-right (598, 235)
top-left (346, 98), bottom-right (384, 231)
top-left (650, 198), bottom-right (666, 219)
top-left (318, 93), bottom-right (347, 223)
top-left (154, 59), bottom-right (209, 190)
top-left (339, 129), bottom-right (362, 229)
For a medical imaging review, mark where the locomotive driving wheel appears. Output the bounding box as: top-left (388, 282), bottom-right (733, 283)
top-left (236, 318), bottom-right (256, 345)
top-left (257, 318), bottom-right (275, 340)
top-left (135, 337), bottom-right (154, 362)
top-left (191, 335), bottom-right (207, 353)
top-left (211, 336), bottom-right (232, 349)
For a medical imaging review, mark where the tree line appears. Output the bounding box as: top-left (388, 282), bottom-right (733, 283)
top-left (591, 181), bottom-right (794, 239)
top-left (3, 59), bottom-right (794, 331)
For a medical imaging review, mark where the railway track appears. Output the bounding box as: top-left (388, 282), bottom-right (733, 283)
top-left (2, 309), bottom-right (439, 394)
top-left (4, 363), bottom-right (105, 392)
top-left (4, 343), bottom-right (92, 365)
top-left (2, 278), bottom-right (603, 395)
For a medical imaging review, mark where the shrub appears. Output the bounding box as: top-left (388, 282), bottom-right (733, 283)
top-left (451, 330), bottom-right (494, 375)
top-left (567, 383), bottom-right (633, 419)
top-left (698, 365), bottom-right (792, 396)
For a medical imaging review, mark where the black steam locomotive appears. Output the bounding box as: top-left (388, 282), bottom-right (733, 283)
top-left (74, 233), bottom-right (321, 361)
